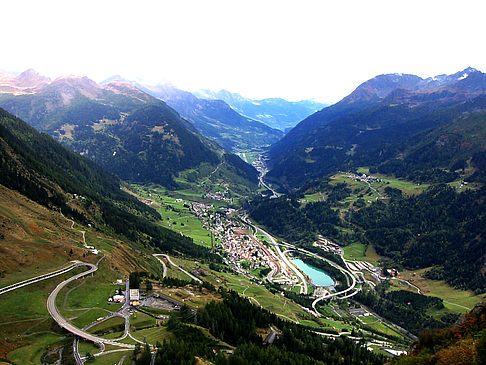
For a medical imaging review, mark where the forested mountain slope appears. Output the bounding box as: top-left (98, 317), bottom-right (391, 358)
top-left (267, 68), bottom-right (486, 190)
top-left (0, 108), bottom-right (215, 259)
top-left (390, 301), bottom-right (486, 365)
top-left (0, 72), bottom-right (258, 190)
top-left (132, 82), bottom-right (284, 150)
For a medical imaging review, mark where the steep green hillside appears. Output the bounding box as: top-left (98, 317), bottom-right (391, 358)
top-left (267, 69), bottom-right (486, 190)
top-left (0, 107), bottom-right (216, 259)
top-left (0, 75), bottom-right (259, 192)
top-left (350, 184), bottom-right (486, 292)
top-left (64, 103), bottom-right (220, 187)
top-left (390, 301), bottom-right (486, 365)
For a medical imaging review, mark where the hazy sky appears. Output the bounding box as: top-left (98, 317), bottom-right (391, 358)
top-left (2, 0), bottom-right (485, 102)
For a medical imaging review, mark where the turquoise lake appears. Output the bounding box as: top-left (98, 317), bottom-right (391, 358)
top-left (292, 258), bottom-right (334, 287)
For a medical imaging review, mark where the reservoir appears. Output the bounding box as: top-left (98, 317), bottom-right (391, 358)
top-left (292, 258), bottom-right (334, 287)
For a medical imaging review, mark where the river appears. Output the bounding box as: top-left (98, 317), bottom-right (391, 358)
top-left (292, 258), bottom-right (334, 287)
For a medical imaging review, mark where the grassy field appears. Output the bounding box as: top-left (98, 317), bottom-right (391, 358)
top-left (92, 350), bottom-right (131, 364)
top-left (164, 265), bottom-right (194, 281)
top-left (342, 242), bottom-right (367, 261)
top-left (77, 339), bottom-right (101, 356)
top-left (315, 170), bottom-right (431, 214)
top-left (139, 307), bottom-right (173, 316)
top-left (88, 316), bottom-right (125, 335)
top-left (0, 267), bottom-right (91, 363)
top-left (303, 192), bottom-right (324, 203)
top-left (393, 268), bottom-right (486, 313)
top-left (342, 242), bottom-right (381, 265)
top-left (130, 312), bottom-right (157, 330)
top-left (367, 321), bottom-right (402, 337)
top-left (130, 185), bottom-right (216, 247)
top-left (234, 149), bottom-right (264, 165)
top-left (6, 333), bottom-right (67, 365)
top-left (358, 314), bottom-right (379, 325)
top-left (131, 326), bottom-right (174, 344)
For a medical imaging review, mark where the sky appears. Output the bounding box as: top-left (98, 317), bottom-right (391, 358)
top-left (1, 0), bottom-right (485, 103)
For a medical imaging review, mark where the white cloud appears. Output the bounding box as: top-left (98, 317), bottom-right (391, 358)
top-left (1, 0), bottom-right (485, 103)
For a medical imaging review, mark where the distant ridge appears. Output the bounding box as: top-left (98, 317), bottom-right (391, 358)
top-left (195, 89), bottom-right (328, 132)
top-left (0, 69), bottom-right (259, 191)
top-left (267, 67), bottom-right (486, 189)
top-left (129, 82), bottom-right (284, 150)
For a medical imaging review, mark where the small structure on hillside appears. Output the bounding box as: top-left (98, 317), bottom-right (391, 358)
top-left (130, 289), bottom-right (140, 305)
top-left (112, 294), bottom-right (125, 303)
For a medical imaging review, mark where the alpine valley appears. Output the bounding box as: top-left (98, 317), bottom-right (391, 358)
top-left (1, 66), bottom-right (486, 365)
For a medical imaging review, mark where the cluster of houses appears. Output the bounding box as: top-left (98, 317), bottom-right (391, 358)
top-left (203, 191), bottom-right (231, 202)
top-left (314, 235), bottom-right (343, 255)
top-left (347, 173), bottom-right (382, 184)
top-left (107, 287), bottom-right (141, 306)
top-left (84, 244), bottom-right (99, 255)
top-left (190, 202), bottom-right (282, 278)
top-left (129, 289), bottom-right (140, 306)
top-left (108, 288), bottom-right (125, 303)
top-left (138, 197), bottom-right (155, 205)
top-left (219, 228), bottom-right (272, 271)
top-left (251, 154), bottom-right (268, 172)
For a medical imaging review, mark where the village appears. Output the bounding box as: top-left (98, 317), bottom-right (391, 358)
top-left (347, 172), bottom-right (382, 184)
top-left (190, 201), bottom-right (282, 279)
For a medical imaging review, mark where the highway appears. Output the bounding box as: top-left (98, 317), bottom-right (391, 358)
top-left (258, 169), bottom-right (280, 198)
top-left (46, 258), bottom-right (135, 350)
top-left (73, 337), bottom-right (83, 365)
top-left (239, 215), bottom-right (359, 313)
top-left (297, 249), bottom-right (358, 313)
top-left (253, 222), bottom-right (308, 294)
top-left (158, 254), bottom-right (202, 284)
top-left (276, 242), bottom-right (359, 312)
top-left (0, 262), bottom-right (84, 296)
top-left (152, 254), bottom-right (168, 278)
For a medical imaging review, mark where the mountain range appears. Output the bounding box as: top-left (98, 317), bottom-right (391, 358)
top-left (195, 89), bottom-right (327, 132)
top-left (2, 64), bottom-right (486, 364)
top-left (129, 81), bottom-right (284, 150)
top-left (0, 107), bottom-right (214, 259)
top-left (267, 67), bottom-right (486, 189)
top-left (0, 70), bottom-right (259, 190)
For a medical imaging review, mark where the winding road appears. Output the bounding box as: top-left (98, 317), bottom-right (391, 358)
top-left (0, 262), bottom-right (85, 296)
top-left (156, 254), bottom-right (202, 284)
top-left (258, 169), bottom-right (280, 198)
top-left (252, 222), bottom-right (308, 294)
top-left (152, 254), bottom-right (168, 278)
top-left (46, 257), bottom-right (135, 350)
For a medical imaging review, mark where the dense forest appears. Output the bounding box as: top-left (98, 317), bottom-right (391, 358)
top-left (389, 301), bottom-right (486, 365)
top-left (132, 289), bottom-right (385, 364)
top-left (350, 184), bottom-right (486, 292)
top-left (192, 289), bottom-right (384, 364)
top-left (0, 108), bottom-right (218, 261)
top-left (356, 287), bottom-right (457, 336)
top-left (248, 196), bottom-right (341, 245)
